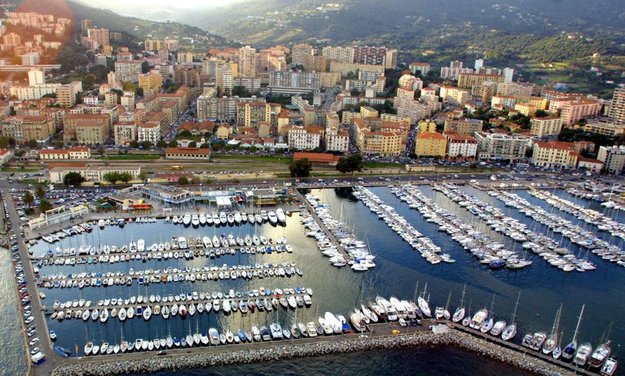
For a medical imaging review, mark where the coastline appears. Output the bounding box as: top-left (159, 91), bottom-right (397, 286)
top-left (51, 330), bottom-right (575, 376)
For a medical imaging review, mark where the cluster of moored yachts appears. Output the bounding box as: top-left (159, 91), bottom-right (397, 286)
top-left (302, 194), bottom-right (376, 271)
top-left (494, 190), bottom-right (623, 270)
top-left (49, 287), bottom-right (313, 322)
top-left (39, 262), bottom-right (303, 289)
top-left (169, 208), bottom-right (287, 227)
top-left (352, 187), bottom-right (450, 265)
top-left (36, 234), bottom-right (292, 266)
top-left (395, 185), bottom-right (531, 270)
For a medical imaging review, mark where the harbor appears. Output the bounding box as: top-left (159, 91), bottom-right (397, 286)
top-left (3, 180), bottom-right (624, 376)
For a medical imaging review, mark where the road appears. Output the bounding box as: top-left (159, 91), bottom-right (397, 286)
top-left (1, 180), bottom-right (57, 376)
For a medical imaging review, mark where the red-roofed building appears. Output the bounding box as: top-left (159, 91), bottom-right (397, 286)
top-left (293, 152), bottom-right (340, 164)
top-left (165, 147), bottom-right (211, 160)
top-left (577, 156), bottom-right (603, 173)
top-left (39, 146), bottom-right (91, 160)
top-left (444, 132), bottom-right (477, 160)
top-left (0, 148), bottom-right (14, 166)
top-left (531, 141), bottom-right (579, 168)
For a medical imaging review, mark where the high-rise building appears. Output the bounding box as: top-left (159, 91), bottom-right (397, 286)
top-left (385, 49), bottom-right (398, 69)
top-left (474, 59), bottom-right (484, 71)
top-left (597, 145), bottom-right (625, 175)
top-left (503, 67), bottom-right (514, 83)
top-left (607, 87), bottom-right (625, 124)
top-left (291, 44), bottom-right (314, 67)
top-left (21, 52), bottom-right (40, 66)
top-left (88, 28), bottom-right (110, 48)
top-left (239, 46), bottom-right (257, 77)
top-left (321, 46), bottom-right (355, 63)
top-left (353, 46), bottom-right (387, 65)
top-left (28, 70), bottom-right (45, 86)
top-left (56, 81), bottom-right (82, 108)
top-left (80, 19), bottom-right (92, 36)
top-left (216, 64), bottom-right (233, 94)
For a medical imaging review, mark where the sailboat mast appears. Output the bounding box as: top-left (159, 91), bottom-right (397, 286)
top-left (572, 304), bottom-right (585, 342)
top-left (510, 292), bottom-right (521, 324)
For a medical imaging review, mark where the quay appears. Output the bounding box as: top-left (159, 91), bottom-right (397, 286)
top-left (49, 320), bottom-right (587, 376)
top-left (293, 189), bottom-right (351, 261)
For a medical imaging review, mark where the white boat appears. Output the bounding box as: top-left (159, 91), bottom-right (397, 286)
top-left (417, 297), bottom-right (431, 318)
top-left (268, 211), bottom-right (278, 225)
top-left (276, 208), bottom-right (286, 223)
top-left (469, 309), bottom-right (488, 330)
top-left (182, 214), bottom-right (191, 226)
top-left (137, 239), bottom-right (145, 252)
top-left (574, 342), bottom-right (593, 366)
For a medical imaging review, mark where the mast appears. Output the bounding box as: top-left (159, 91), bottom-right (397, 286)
top-left (444, 291), bottom-right (452, 310)
top-left (413, 281), bottom-right (420, 303)
top-left (549, 303), bottom-right (562, 338)
top-left (459, 283), bottom-right (466, 308)
top-left (571, 304), bottom-right (585, 343)
top-left (510, 292), bottom-right (521, 324)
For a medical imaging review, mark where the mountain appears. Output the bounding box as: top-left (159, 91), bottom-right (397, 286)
top-left (7, 0), bottom-right (234, 48)
top-left (177, 0), bottom-right (625, 61)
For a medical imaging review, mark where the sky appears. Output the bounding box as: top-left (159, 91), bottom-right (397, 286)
top-left (85, 0), bottom-right (239, 20)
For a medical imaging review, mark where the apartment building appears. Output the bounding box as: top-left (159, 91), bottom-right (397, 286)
top-left (415, 132), bottom-right (447, 158)
top-left (531, 141), bottom-right (579, 168)
top-left (288, 126), bottom-right (323, 150)
top-left (445, 133), bottom-right (478, 159)
top-left (443, 118), bottom-right (483, 136)
top-left (530, 116), bottom-right (563, 137)
top-left (474, 132), bottom-right (530, 161)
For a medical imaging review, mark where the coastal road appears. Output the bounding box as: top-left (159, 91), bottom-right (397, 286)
top-left (0, 181), bottom-right (57, 376)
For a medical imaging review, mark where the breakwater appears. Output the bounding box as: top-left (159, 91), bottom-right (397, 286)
top-left (51, 329), bottom-right (576, 376)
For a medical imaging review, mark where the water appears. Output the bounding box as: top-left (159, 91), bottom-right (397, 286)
top-left (0, 248), bottom-right (28, 376)
top-left (20, 187), bottom-right (625, 375)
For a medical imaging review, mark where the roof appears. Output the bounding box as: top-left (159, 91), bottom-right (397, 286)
top-left (535, 141), bottom-right (575, 150)
top-left (165, 148), bottom-right (210, 155)
top-left (293, 152), bottom-right (340, 163)
top-left (39, 149), bottom-right (70, 155)
top-left (0, 148), bottom-right (12, 156)
top-left (577, 156), bottom-right (603, 164)
top-left (418, 132), bottom-right (446, 140)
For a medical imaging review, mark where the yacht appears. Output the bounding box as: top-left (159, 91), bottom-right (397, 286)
top-left (589, 341), bottom-right (612, 369)
top-left (276, 208), bottom-right (287, 223)
top-left (469, 309), bottom-right (488, 330)
top-left (574, 343), bottom-right (593, 367)
top-left (182, 214), bottom-right (191, 226)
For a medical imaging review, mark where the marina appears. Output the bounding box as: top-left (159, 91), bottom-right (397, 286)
top-left (4, 182), bottom-right (624, 376)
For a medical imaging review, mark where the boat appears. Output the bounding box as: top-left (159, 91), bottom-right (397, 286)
top-left (601, 358), bottom-right (618, 376)
top-left (417, 296), bottom-right (431, 318)
top-left (469, 309), bottom-right (488, 330)
top-left (276, 208), bottom-right (286, 223)
top-left (350, 310), bottom-right (367, 332)
top-left (490, 321), bottom-right (507, 336)
top-left (562, 305), bottom-right (585, 361)
top-left (589, 341), bottom-right (612, 369)
top-left (501, 292), bottom-right (521, 341)
top-left (452, 284), bottom-right (467, 323)
top-left (84, 341), bottom-right (93, 356)
top-left (574, 342), bottom-right (593, 366)
top-left (542, 304), bottom-right (562, 355)
top-left (270, 323), bottom-right (283, 339)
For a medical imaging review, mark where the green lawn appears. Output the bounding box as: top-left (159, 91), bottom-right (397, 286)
top-left (100, 154), bottom-right (161, 161)
top-left (213, 155), bottom-right (292, 164)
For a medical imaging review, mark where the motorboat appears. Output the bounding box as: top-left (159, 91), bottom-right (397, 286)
top-left (574, 342), bottom-right (593, 367)
top-left (589, 341), bottom-right (612, 369)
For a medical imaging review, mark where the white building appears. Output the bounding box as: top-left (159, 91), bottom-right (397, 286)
top-left (474, 132), bottom-right (531, 161)
top-left (597, 145), bottom-right (625, 175)
top-left (137, 123), bottom-right (160, 143)
top-left (288, 126), bottom-right (322, 150)
top-left (325, 130), bottom-right (350, 153)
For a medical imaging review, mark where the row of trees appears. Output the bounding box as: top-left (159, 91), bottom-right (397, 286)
top-left (22, 186), bottom-right (52, 214)
top-left (103, 172), bottom-right (134, 184)
top-left (288, 154), bottom-right (364, 178)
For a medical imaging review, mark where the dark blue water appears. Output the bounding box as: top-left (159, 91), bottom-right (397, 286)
top-left (26, 187), bottom-right (625, 375)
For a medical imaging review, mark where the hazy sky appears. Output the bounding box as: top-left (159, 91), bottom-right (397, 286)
top-left (86, 0), bottom-right (238, 19)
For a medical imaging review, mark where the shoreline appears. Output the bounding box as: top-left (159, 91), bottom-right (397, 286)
top-left (51, 330), bottom-right (575, 376)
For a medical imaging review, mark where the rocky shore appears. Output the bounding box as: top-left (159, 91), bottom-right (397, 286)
top-left (52, 330), bottom-right (576, 376)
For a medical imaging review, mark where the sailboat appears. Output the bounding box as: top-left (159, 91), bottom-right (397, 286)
top-left (452, 284), bottom-right (466, 323)
top-left (480, 294), bottom-right (496, 333)
top-left (552, 331), bottom-right (564, 359)
top-left (542, 304), bottom-right (562, 355)
top-left (417, 283), bottom-right (432, 317)
top-left (501, 292), bottom-right (521, 341)
top-left (562, 304), bottom-right (585, 361)
top-left (462, 299), bottom-right (472, 327)
top-left (589, 324), bottom-right (613, 369)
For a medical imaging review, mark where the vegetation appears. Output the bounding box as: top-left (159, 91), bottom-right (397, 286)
top-left (103, 172), bottom-right (133, 184)
top-left (178, 176), bottom-right (189, 185)
top-left (336, 154), bottom-right (364, 175)
top-left (23, 191), bottom-right (34, 207)
top-left (63, 172), bottom-right (84, 187)
top-left (289, 158), bottom-right (312, 177)
top-left (39, 199), bottom-right (53, 213)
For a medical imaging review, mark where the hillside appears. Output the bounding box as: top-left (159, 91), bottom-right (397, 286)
top-left (180, 0), bottom-right (625, 59)
top-left (6, 0), bottom-right (235, 49)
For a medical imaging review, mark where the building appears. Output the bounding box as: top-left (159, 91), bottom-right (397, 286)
top-left (321, 46), bottom-right (354, 63)
top-left (607, 87), bottom-right (625, 124)
top-left (21, 52), bottom-right (40, 65)
top-left (408, 62), bottom-right (430, 76)
top-left (597, 145), bottom-right (625, 175)
top-left (0, 148), bottom-right (14, 166)
top-left (443, 118), bottom-right (483, 136)
top-left (288, 126), bottom-right (323, 150)
top-left (138, 72), bottom-right (163, 93)
top-left (63, 113), bottom-right (110, 141)
top-left (114, 61), bottom-right (143, 82)
top-left (551, 98), bottom-right (602, 126)
top-left (530, 116), bottom-right (563, 137)
top-left (268, 71), bottom-right (321, 94)
top-left (325, 129), bottom-right (350, 153)
top-left (28, 69), bottom-right (45, 86)
top-left (165, 147), bottom-right (211, 160)
top-left (445, 133), bottom-right (478, 159)
top-left (87, 28), bottom-right (109, 48)
top-left (49, 165), bottom-right (142, 184)
top-left (583, 118), bottom-right (625, 137)
top-left (56, 81), bottom-right (82, 108)
top-left (10, 83), bottom-right (61, 100)
top-left (439, 86), bottom-right (470, 106)
top-left (457, 73), bottom-right (504, 89)
top-left (474, 132), bottom-right (530, 161)
top-left (39, 147), bottom-right (91, 160)
top-left (415, 132), bottom-right (447, 158)
top-left (75, 123), bottom-right (108, 145)
top-left (440, 61), bottom-right (473, 80)
top-left (531, 141), bottom-right (579, 168)
top-left (137, 123), bottom-right (161, 143)
top-left (113, 122), bottom-right (137, 145)
top-left (237, 102), bottom-right (280, 127)
top-left (577, 156), bottom-right (603, 173)
top-left (239, 46), bottom-right (257, 77)
top-left (292, 43), bottom-right (314, 67)
top-left (329, 61), bottom-right (385, 76)
top-left (353, 46), bottom-right (387, 65)
top-left (21, 116), bottom-right (54, 143)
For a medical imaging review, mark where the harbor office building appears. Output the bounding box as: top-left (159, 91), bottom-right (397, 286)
top-left (49, 165), bottom-right (142, 184)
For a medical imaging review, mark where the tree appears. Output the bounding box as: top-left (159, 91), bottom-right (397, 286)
top-left (27, 139), bottom-right (38, 148)
top-left (534, 109), bottom-right (548, 118)
top-left (82, 73), bottom-right (96, 89)
top-left (141, 61), bottom-right (150, 74)
top-left (156, 140), bottom-right (168, 148)
top-left (35, 185), bottom-right (46, 199)
top-left (200, 143), bottom-right (210, 149)
top-left (0, 136), bottom-right (15, 148)
top-left (63, 172), bottom-right (84, 186)
top-left (289, 158), bottom-right (312, 177)
top-left (188, 141), bottom-right (197, 148)
top-left (122, 81), bottom-right (137, 93)
top-left (336, 154), bottom-right (363, 174)
top-left (141, 141), bottom-right (152, 149)
top-left (168, 140), bottom-right (178, 147)
top-left (138, 172), bottom-right (147, 181)
top-left (39, 199), bottom-right (53, 213)
top-left (52, 140), bottom-right (64, 149)
top-left (103, 172), bottom-right (121, 184)
top-left (178, 176), bottom-right (189, 185)
top-left (119, 172), bottom-right (132, 183)
top-left (23, 191), bottom-right (34, 207)
top-left (129, 140), bottom-right (140, 149)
